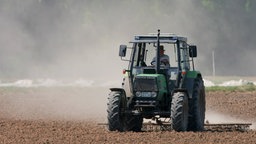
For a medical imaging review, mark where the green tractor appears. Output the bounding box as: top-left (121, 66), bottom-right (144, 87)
top-left (107, 30), bottom-right (205, 132)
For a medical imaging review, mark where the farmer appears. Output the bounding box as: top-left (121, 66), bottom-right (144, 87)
top-left (151, 45), bottom-right (170, 66)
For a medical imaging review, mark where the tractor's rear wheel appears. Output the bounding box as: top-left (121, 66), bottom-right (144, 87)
top-left (171, 92), bottom-right (188, 132)
top-left (188, 77), bottom-right (206, 131)
top-left (107, 91), bottom-right (126, 132)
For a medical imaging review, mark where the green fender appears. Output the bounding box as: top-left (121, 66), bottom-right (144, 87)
top-left (186, 71), bottom-right (201, 79)
top-left (184, 71), bottom-right (202, 99)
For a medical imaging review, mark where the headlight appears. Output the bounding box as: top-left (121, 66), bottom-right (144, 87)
top-left (151, 92), bottom-right (157, 97)
top-left (135, 91), bottom-right (142, 97)
top-left (135, 91), bottom-right (157, 97)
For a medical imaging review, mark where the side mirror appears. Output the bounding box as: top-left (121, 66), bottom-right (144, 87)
top-left (119, 45), bottom-right (127, 57)
top-left (189, 45), bottom-right (197, 57)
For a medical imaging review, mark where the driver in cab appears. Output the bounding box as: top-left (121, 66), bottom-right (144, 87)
top-left (151, 45), bottom-right (170, 67)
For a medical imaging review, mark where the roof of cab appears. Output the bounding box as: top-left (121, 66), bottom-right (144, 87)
top-left (130, 33), bottom-right (187, 43)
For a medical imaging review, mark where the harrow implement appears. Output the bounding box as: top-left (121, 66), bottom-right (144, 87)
top-left (99, 121), bottom-right (252, 132)
top-left (204, 123), bottom-right (252, 132)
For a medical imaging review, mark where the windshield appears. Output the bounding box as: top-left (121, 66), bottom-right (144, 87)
top-left (131, 43), bottom-right (177, 68)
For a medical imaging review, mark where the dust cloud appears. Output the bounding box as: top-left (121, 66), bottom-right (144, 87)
top-left (206, 110), bottom-right (256, 130)
top-left (0, 0), bottom-right (255, 81)
top-left (0, 87), bottom-right (108, 121)
top-left (206, 110), bottom-right (246, 124)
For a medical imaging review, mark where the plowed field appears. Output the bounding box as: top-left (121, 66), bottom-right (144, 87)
top-left (0, 87), bottom-right (255, 144)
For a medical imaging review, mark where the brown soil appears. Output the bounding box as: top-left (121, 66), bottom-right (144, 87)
top-left (206, 91), bottom-right (256, 122)
top-left (0, 88), bottom-right (256, 144)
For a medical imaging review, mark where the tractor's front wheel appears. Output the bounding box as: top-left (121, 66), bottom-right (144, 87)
top-left (171, 92), bottom-right (189, 132)
top-left (107, 91), bottom-right (126, 131)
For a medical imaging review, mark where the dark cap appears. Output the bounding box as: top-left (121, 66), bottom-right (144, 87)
top-left (160, 45), bottom-right (164, 51)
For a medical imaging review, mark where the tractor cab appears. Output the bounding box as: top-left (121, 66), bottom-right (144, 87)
top-left (119, 31), bottom-right (197, 95)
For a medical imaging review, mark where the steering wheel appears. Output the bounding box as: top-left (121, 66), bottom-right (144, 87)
top-left (151, 60), bottom-right (169, 66)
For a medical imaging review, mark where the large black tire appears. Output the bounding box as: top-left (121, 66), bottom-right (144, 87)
top-left (107, 91), bottom-right (126, 131)
top-left (125, 115), bottom-right (143, 132)
top-left (171, 92), bottom-right (189, 132)
top-left (188, 77), bottom-right (206, 131)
